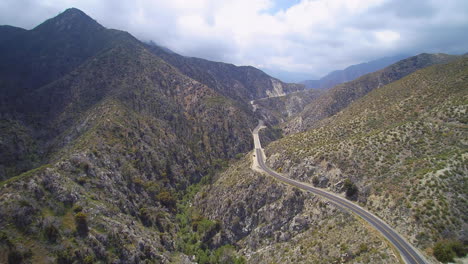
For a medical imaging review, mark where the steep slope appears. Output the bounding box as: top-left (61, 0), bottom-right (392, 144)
top-left (285, 53), bottom-right (459, 134)
top-left (301, 54), bottom-right (409, 90)
top-left (263, 57), bottom-right (468, 261)
top-left (252, 89), bottom-right (323, 125)
top-left (0, 8), bottom-right (136, 107)
top-left (1, 7), bottom-right (299, 181)
top-left (0, 9), bottom-right (141, 180)
top-left (148, 44), bottom-right (304, 103)
top-left (194, 155), bottom-right (399, 263)
top-left (0, 8), bottom-right (282, 263)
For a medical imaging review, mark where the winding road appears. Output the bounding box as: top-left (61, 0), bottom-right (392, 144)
top-left (251, 121), bottom-right (428, 264)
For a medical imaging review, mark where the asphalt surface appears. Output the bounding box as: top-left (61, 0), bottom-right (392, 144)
top-left (252, 122), bottom-right (427, 264)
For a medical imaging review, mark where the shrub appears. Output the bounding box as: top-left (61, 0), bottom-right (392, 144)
top-left (7, 247), bottom-right (32, 264)
top-left (156, 191), bottom-right (176, 208)
top-left (44, 222), bottom-right (60, 242)
top-left (74, 212), bottom-right (89, 237)
top-left (72, 205), bottom-right (83, 213)
top-left (312, 176), bottom-right (319, 186)
top-left (358, 243), bottom-right (369, 254)
top-left (433, 240), bottom-right (467, 263)
top-left (344, 179), bottom-right (358, 198)
top-left (139, 207), bottom-right (152, 227)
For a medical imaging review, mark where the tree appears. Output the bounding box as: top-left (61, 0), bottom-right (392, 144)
top-left (157, 191), bottom-right (176, 208)
top-left (433, 240), bottom-right (467, 263)
top-left (74, 212), bottom-right (89, 237)
top-left (343, 179), bottom-right (358, 198)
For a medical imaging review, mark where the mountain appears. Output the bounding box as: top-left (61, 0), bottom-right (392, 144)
top-left (0, 8), bottom-right (301, 263)
top-left (196, 56), bottom-right (468, 263)
top-left (285, 53), bottom-right (459, 134)
top-left (147, 43), bottom-right (304, 103)
top-left (260, 68), bottom-right (315, 83)
top-left (301, 54), bottom-right (409, 90)
top-left (251, 89), bottom-right (323, 126)
top-left (0, 8), bottom-right (137, 109)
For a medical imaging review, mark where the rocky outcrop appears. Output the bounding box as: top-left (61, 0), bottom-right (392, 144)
top-left (253, 89), bottom-right (322, 125)
top-left (194, 155), bottom-right (399, 263)
top-left (147, 44), bottom-right (304, 103)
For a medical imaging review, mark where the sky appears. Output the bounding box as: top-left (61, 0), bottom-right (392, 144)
top-left (1, 0), bottom-right (467, 82)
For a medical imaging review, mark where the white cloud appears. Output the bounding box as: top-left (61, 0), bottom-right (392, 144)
top-left (1, 0), bottom-right (467, 80)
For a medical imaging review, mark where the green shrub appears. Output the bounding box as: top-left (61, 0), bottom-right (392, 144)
top-left (44, 223), bottom-right (59, 242)
top-left (74, 212), bottom-right (89, 237)
top-left (344, 179), bottom-right (358, 198)
top-left (72, 205), bottom-right (83, 213)
top-left (156, 191), bottom-right (176, 208)
top-left (433, 240), bottom-right (467, 263)
top-left (312, 176), bottom-right (319, 186)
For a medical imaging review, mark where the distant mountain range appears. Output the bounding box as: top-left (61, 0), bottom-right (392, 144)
top-left (285, 53), bottom-right (458, 133)
top-left (300, 54), bottom-right (409, 90)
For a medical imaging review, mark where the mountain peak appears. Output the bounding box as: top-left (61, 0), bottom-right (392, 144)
top-left (33, 7), bottom-right (103, 33)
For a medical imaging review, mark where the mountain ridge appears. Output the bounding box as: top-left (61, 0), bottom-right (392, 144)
top-left (301, 54), bottom-right (409, 90)
top-left (284, 52), bottom-right (459, 134)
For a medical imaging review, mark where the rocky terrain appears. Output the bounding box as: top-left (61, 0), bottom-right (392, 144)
top-left (195, 156), bottom-right (400, 263)
top-left (0, 7), bottom-right (466, 264)
top-left (0, 8), bottom-right (299, 263)
top-left (251, 89), bottom-right (323, 126)
top-left (263, 57), bottom-right (468, 262)
top-left (147, 43), bottom-right (304, 103)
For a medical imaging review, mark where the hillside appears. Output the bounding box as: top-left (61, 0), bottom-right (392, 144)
top-left (194, 155), bottom-right (399, 263)
top-left (194, 56), bottom-right (467, 264)
top-left (262, 57), bottom-right (467, 260)
top-left (0, 8), bottom-right (298, 263)
top-left (252, 89), bottom-right (323, 126)
top-left (301, 55), bottom-right (408, 90)
top-left (0, 8), bottom-right (135, 109)
top-left (148, 43), bottom-right (304, 103)
top-left (285, 53), bottom-right (459, 134)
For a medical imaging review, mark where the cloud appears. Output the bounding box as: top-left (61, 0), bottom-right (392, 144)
top-left (1, 0), bottom-right (467, 81)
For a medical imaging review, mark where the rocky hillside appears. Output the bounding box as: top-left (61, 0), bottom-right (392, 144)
top-left (0, 8), bottom-right (301, 263)
top-left (285, 53), bottom-right (459, 134)
top-left (194, 155), bottom-right (400, 264)
top-left (263, 57), bottom-right (467, 261)
top-left (252, 89), bottom-right (323, 125)
top-left (148, 43), bottom-right (304, 103)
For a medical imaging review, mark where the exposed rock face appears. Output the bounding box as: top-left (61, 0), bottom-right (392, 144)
top-left (194, 156), bottom-right (399, 263)
top-left (253, 89), bottom-right (322, 125)
top-left (147, 44), bottom-right (304, 103)
top-left (266, 79), bottom-right (286, 97)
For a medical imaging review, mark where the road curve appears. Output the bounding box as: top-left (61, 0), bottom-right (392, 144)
top-left (252, 121), bottom-right (428, 264)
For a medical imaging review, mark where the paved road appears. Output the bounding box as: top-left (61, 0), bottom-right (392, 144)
top-left (252, 121), bottom-right (428, 264)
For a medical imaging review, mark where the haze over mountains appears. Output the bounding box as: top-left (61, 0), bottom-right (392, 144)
top-left (300, 54), bottom-right (409, 90)
top-left (0, 7), bottom-right (466, 264)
